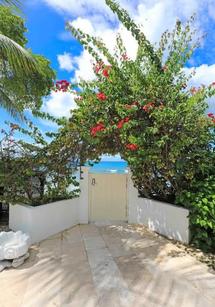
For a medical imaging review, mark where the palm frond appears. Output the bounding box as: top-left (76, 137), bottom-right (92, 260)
top-left (0, 0), bottom-right (21, 8)
top-left (0, 85), bottom-right (24, 120)
top-left (0, 33), bottom-right (37, 74)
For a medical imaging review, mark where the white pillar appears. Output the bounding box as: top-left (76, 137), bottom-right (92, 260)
top-left (127, 170), bottom-right (139, 224)
top-left (78, 166), bottom-right (90, 224)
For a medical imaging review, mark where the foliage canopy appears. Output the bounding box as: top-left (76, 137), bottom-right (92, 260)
top-left (65, 0), bottom-right (215, 204)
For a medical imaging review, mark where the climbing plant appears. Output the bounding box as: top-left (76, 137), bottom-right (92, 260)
top-left (61, 0), bottom-right (215, 205)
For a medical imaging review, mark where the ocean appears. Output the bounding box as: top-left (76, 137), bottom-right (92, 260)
top-left (89, 161), bottom-right (128, 174)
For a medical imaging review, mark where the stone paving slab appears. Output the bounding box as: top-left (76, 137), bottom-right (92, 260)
top-left (0, 224), bottom-right (214, 307)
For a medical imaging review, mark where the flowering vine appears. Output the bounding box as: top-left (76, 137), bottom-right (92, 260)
top-left (53, 0), bottom-right (215, 210)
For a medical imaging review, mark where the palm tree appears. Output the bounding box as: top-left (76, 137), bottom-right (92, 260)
top-left (0, 34), bottom-right (37, 73)
top-left (0, 0), bottom-right (38, 118)
top-left (0, 0), bottom-right (37, 73)
top-left (0, 0), bottom-right (20, 8)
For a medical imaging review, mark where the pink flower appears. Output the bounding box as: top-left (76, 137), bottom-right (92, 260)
top-left (142, 102), bottom-right (155, 113)
top-left (102, 69), bottom-right (109, 78)
top-left (97, 92), bottom-right (107, 101)
top-left (102, 65), bottom-right (111, 78)
top-left (121, 53), bottom-right (129, 61)
top-left (90, 122), bottom-right (105, 137)
top-left (190, 87), bottom-right (198, 95)
top-left (94, 61), bottom-right (104, 74)
top-left (125, 143), bottom-right (138, 151)
top-left (117, 117), bottom-right (130, 129)
top-left (208, 113), bottom-right (214, 118)
top-left (207, 113), bottom-right (215, 124)
top-left (117, 120), bottom-right (125, 129)
top-left (55, 80), bottom-right (70, 92)
top-left (124, 117), bottom-right (130, 122)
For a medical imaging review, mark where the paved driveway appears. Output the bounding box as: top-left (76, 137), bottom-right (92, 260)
top-left (0, 224), bottom-right (215, 307)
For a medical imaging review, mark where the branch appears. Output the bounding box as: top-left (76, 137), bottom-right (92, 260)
top-left (105, 0), bottom-right (161, 69)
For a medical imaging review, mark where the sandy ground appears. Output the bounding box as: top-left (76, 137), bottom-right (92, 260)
top-left (0, 223), bottom-right (215, 307)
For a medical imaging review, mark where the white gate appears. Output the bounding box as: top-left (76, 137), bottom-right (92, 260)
top-left (89, 173), bottom-right (128, 222)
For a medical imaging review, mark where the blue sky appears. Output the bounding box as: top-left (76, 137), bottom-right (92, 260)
top-left (1, 0), bottom-right (215, 160)
top-left (24, 0), bottom-right (215, 70)
top-left (23, 1), bottom-right (79, 80)
top-left (22, 0), bottom-right (215, 69)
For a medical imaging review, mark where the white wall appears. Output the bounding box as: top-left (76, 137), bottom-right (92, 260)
top-left (9, 167), bottom-right (90, 244)
top-left (9, 199), bottom-right (79, 244)
top-left (9, 167), bottom-right (190, 245)
top-left (127, 173), bottom-right (190, 244)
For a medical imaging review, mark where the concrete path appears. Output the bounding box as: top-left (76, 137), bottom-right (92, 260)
top-left (0, 224), bottom-right (215, 307)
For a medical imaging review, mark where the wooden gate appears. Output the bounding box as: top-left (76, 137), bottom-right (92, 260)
top-left (89, 173), bottom-right (128, 222)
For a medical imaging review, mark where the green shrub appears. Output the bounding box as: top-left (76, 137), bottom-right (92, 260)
top-left (0, 121), bottom-right (80, 206)
top-left (177, 172), bottom-right (215, 252)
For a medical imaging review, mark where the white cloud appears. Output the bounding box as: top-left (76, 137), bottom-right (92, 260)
top-left (52, 0), bottom-right (212, 82)
top-left (70, 17), bottom-right (95, 35)
top-left (65, 19), bottom-right (138, 81)
top-left (43, 0), bottom-right (212, 36)
top-left (44, 0), bottom-right (215, 113)
top-left (185, 64), bottom-right (215, 113)
top-left (185, 64), bottom-right (215, 87)
top-left (43, 91), bottom-right (77, 118)
top-left (57, 50), bottom-right (95, 81)
top-left (72, 50), bottom-right (95, 82)
top-left (57, 52), bottom-right (74, 72)
top-left (101, 154), bottom-right (124, 161)
top-left (43, 0), bottom-right (114, 21)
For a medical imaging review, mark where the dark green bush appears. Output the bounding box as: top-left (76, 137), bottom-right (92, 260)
top-left (177, 173), bottom-right (215, 252)
top-left (0, 122), bottom-right (80, 206)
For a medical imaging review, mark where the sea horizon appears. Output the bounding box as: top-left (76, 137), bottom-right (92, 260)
top-left (89, 160), bottom-right (128, 174)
